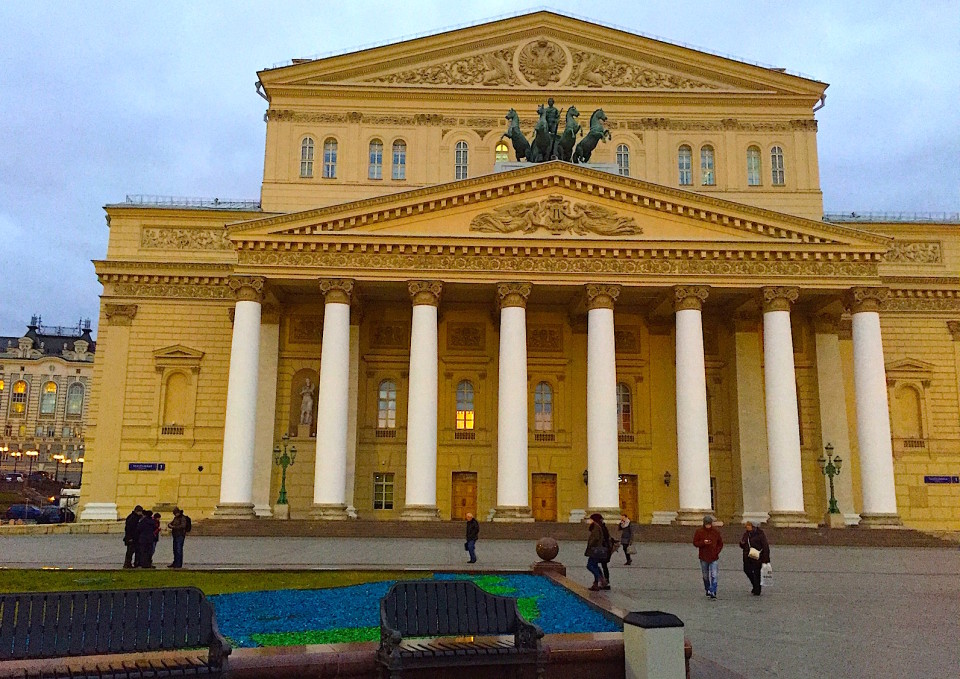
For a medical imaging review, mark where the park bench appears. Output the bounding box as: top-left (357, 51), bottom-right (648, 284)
top-left (377, 580), bottom-right (544, 679)
top-left (0, 587), bottom-right (230, 678)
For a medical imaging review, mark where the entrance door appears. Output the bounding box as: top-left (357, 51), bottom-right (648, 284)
top-left (531, 473), bottom-right (558, 522)
top-left (619, 474), bottom-right (639, 521)
top-left (451, 472), bottom-right (477, 520)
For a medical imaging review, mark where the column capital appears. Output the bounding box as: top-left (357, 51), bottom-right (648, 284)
top-left (844, 286), bottom-right (889, 314)
top-left (228, 275), bottom-right (265, 303)
top-left (761, 286), bottom-right (799, 313)
top-left (586, 283), bottom-right (621, 310)
top-left (673, 285), bottom-right (709, 312)
top-left (104, 304), bottom-right (138, 326)
top-left (319, 278), bottom-right (355, 304)
top-left (408, 280), bottom-right (443, 306)
top-left (497, 282), bottom-right (532, 309)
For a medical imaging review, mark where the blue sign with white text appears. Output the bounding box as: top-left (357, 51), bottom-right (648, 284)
top-left (923, 475), bottom-right (959, 484)
top-left (128, 462), bottom-right (166, 472)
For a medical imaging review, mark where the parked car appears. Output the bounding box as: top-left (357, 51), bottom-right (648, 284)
top-left (27, 471), bottom-right (52, 483)
top-left (2, 472), bottom-right (24, 483)
top-left (38, 505), bottom-right (75, 524)
top-left (4, 504), bottom-right (42, 522)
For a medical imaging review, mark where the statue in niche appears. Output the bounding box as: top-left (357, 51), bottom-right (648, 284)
top-left (299, 378), bottom-right (314, 425)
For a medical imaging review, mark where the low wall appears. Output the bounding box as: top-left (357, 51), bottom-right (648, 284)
top-left (0, 521), bottom-right (124, 536)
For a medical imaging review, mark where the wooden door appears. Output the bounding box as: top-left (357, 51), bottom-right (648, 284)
top-left (531, 473), bottom-right (558, 522)
top-left (451, 472), bottom-right (477, 520)
top-left (619, 474), bottom-right (639, 521)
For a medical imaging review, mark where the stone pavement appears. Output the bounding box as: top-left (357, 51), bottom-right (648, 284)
top-left (1, 535), bottom-right (957, 679)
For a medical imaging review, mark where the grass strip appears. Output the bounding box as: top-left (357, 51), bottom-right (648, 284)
top-left (250, 626), bottom-right (380, 646)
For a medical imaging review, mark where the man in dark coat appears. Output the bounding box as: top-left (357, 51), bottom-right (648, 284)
top-left (135, 509), bottom-right (157, 568)
top-left (123, 505), bottom-right (143, 568)
top-left (465, 513), bottom-right (480, 564)
top-left (739, 521), bottom-right (771, 595)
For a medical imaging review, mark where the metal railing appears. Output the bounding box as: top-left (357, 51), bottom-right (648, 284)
top-left (824, 212), bottom-right (960, 224)
top-left (119, 195), bottom-right (261, 210)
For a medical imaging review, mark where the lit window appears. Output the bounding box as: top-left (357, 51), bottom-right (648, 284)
top-left (771, 146), bottom-right (785, 185)
top-left (66, 383), bottom-right (84, 417)
top-left (678, 145), bottom-right (692, 186)
top-left (392, 140), bottom-right (406, 180)
top-left (495, 141), bottom-right (509, 163)
top-left (39, 381), bottom-right (57, 416)
top-left (616, 144), bottom-right (630, 177)
top-left (456, 380), bottom-right (475, 430)
top-left (747, 146), bottom-right (762, 186)
top-left (0, 378), bottom-right (4, 392)
top-left (616, 382), bottom-right (632, 433)
top-left (534, 382), bottom-right (553, 431)
top-left (378, 380), bottom-right (397, 429)
top-left (369, 139), bottom-right (383, 180)
top-left (322, 138), bottom-right (337, 178)
top-left (701, 145), bottom-right (715, 185)
top-left (373, 472), bottom-right (395, 510)
top-left (300, 137), bottom-right (314, 178)
top-left (455, 141), bottom-right (469, 180)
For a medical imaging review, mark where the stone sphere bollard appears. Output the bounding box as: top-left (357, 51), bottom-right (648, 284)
top-left (536, 537), bottom-right (559, 561)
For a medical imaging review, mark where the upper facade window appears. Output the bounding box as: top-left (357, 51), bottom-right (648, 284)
top-left (378, 379), bottom-right (397, 429)
top-left (534, 381), bottom-right (553, 431)
top-left (616, 144), bottom-right (630, 177)
top-left (678, 145), bottom-right (692, 186)
top-left (455, 141), bottom-right (469, 180)
top-left (322, 138), bottom-right (337, 178)
top-left (369, 139), bottom-right (384, 180)
top-left (9, 380), bottom-right (26, 417)
top-left (66, 383), bottom-right (84, 417)
top-left (392, 140), bottom-right (406, 180)
top-left (39, 381), bottom-right (57, 416)
top-left (700, 145), bottom-right (716, 186)
top-left (495, 142), bottom-right (509, 163)
top-left (456, 380), bottom-right (475, 430)
top-left (771, 146), bottom-right (785, 185)
top-left (616, 382), bottom-right (632, 433)
top-left (300, 137), bottom-right (314, 178)
top-left (747, 146), bottom-right (762, 186)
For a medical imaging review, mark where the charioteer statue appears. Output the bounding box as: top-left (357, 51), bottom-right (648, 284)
top-left (501, 99), bottom-right (612, 164)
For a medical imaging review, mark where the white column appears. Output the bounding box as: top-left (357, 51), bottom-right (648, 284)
top-left (402, 281), bottom-right (442, 520)
top-left (215, 276), bottom-right (265, 518)
top-left (848, 288), bottom-right (901, 526)
top-left (494, 283), bottom-right (533, 521)
top-left (251, 313), bottom-right (280, 517)
top-left (674, 286), bottom-right (713, 524)
top-left (311, 279), bottom-right (354, 520)
top-left (586, 284), bottom-right (621, 519)
top-left (761, 286), bottom-right (809, 526)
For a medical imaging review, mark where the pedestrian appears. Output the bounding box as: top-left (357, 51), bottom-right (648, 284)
top-left (464, 512), bottom-right (479, 563)
top-left (150, 512), bottom-right (162, 562)
top-left (618, 513), bottom-right (636, 565)
top-left (167, 508), bottom-right (188, 568)
top-left (136, 508), bottom-right (157, 568)
top-left (693, 514), bottom-right (723, 599)
top-left (584, 513), bottom-right (612, 591)
top-left (739, 521), bottom-right (770, 596)
top-left (123, 505), bottom-right (143, 568)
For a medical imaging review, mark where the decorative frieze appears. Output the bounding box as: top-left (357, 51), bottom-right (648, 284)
top-left (408, 280), bottom-right (443, 306)
top-left (111, 283), bottom-right (230, 299)
top-left (367, 48), bottom-right (520, 86)
top-left (104, 304), bottom-right (138, 326)
top-left (518, 40), bottom-right (566, 86)
top-left (497, 282), bottom-right (532, 309)
top-left (761, 286), bottom-right (800, 313)
top-left (586, 283), bottom-right (621, 310)
top-left (528, 325), bottom-right (563, 352)
top-left (140, 227), bottom-right (233, 251)
top-left (228, 276), bottom-right (265, 303)
top-left (567, 48), bottom-right (718, 90)
top-left (614, 327), bottom-right (640, 353)
top-left (884, 290), bottom-right (960, 312)
top-left (370, 323), bottom-right (409, 350)
top-left (289, 316), bottom-right (323, 344)
top-left (674, 285), bottom-right (710, 312)
top-left (447, 323), bottom-right (485, 351)
top-left (844, 287), bottom-right (889, 314)
top-left (884, 240), bottom-right (943, 264)
top-left (319, 278), bottom-right (354, 304)
top-left (470, 195), bottom-right (641, 236)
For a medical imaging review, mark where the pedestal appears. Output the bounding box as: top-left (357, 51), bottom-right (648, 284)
top-left (824, 512), bottom-right (845, 528)
top-left (532, 561), bottom-right (567, 576)
top-left (273, 504), bottom-right (290, 520)
top-left (310, 503), bottom-right (351, 520)
top-left (297, 424), bottom-right (311, 439)
top-left (400, 505), bottom-right (440, 521)
top-left (767, 510), bottom-right (816, 528)
top-left (212, 502), bottom-right (256, 519)
top-left (587, 506), bottom-right (623, 523)
top-left (623, 611), bottom-right (686, 679)
top-left (492, 505), bottom-right (534, 522)
top-left (79, 502), bottom-right (119, 522)
top-left (859, 512), bottom-right (904, 528)
top-left (673, 508), bottom-right (713, 526)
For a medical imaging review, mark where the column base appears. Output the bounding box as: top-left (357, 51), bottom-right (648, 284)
top-left (492, 506), bottom-right (534, 523)
top-left (858, 512), bottom-right (903, 528)
top-left (253, 504), bottom-right (273, 518)
top-left (732, 511), bottom-right (771, 526)
top-left (310, 503), bottom-right (351, 520)
top-left (673, 508), bottom-right (714, 526)
top-left (79, 502), bottom-right (118, 522)
top-left (651, 511), bottom-right (678, 525)
top-left (400, 505), bottom-right (441, 521)
top-left (824, 512), bottom-right (846, 529)
top-left (568, 509), bottom-right (587, 523)
top-left (767, 510), bottom-right (816, 528)
top-left (212, 502), bottom-right (256, 519)
top-left (844, 512), bottom-right (862, 526)
top-left (587, 506), bottom-right (623, 523)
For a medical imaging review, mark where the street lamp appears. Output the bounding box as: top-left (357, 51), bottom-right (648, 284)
top-left (0, 444), bottom-right (8, 467)
top-left (52, 453), bottom-right (65, 482)
top-left (25, 448), bottom-right (39, 480)
top-left (817, 443), bottom-right (843, 515)
top-left (273, 434), bottom-right (297, 506)
top-left (76, 456), bottom-right (85, 486)
top-left (10, 450), bottom-right (22, 472)
top-left (63, 459), bottom-right (73, 486)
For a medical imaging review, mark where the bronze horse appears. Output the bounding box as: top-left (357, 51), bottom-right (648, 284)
top-left (555, 106), bottom-right (581, 162)
top-left (501, 109), bottom-right (530, 162)
top-left (572, 109), bottom-right (611, 164)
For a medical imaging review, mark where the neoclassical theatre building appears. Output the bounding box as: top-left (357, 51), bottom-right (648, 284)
top-left (80, 12), bottom-right (960, 529)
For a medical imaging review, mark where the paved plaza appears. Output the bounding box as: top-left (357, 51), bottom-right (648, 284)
top-left (0, 534), bottom-right (957, 678)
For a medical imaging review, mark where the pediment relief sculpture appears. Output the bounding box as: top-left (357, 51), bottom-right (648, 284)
top-left (470, 195), bottom-right (641, 236)
top-left (366, 47), bottom-right (520, 86)
top-left (566, 48), bottom-right (720, 89)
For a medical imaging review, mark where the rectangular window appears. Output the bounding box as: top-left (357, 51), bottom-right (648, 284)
top-left (369, 142), bottom-right (383, 180)
top-left (678, 147), bottom-right (692, 186)
top-left (771, 146), bottom-right (785, 186)
top-left (373, 472), bottom-right (395, 510)
top-left (701, 146), bottom-right (716, 186)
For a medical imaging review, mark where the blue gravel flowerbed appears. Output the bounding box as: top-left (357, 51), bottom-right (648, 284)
top-left (211, 573), bottom-right (621, 648)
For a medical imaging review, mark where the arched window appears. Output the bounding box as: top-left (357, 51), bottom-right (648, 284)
top-left (392, 139), bottom-right (406, 180)
top-left (322, 138), bottom-right (337, 178)
top-left (455, 141), bottom-right (469, 180)
top-left (896, 386), bottom-right (923, 439)
top-left (162, 373), bottom-right (188, 426)
top-left (456, 380), bottom-right (475, 430)
top-left (770, 146), bottom-right (785, 185)
top-left (747, 146), bottom-right (762, 186)
top-left (616, 382), bottom-right (632, 433)
top-left (534, 382), bottom-right (553, 431)
top-left (678, 145), bottom-right (692, 186)
top-left (9, 380), bottom-right (27, 416)
top-left (378, 379), bottom-right (397, 429)
top-left (700, 145), bottom-right (716, 185)
top-left (39, 381), bottom-right (57, 416)
top-left (299, 137), bottom-right (314, 178)
top-left (495, 141), bottom-right (510, 163)
top-left (368, 139), bottom-right (384, 180)
top-left (616, 144), bottom-right (630, 177)
top-left (65, 383), bottom-right (84, 417)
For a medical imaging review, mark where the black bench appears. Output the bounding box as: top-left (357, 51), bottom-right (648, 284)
top-left (0, 587), bottom-right (230, 678)
top-left (378, 580), bottom-right (544, 679)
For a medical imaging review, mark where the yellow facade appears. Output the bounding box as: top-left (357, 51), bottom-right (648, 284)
top-left (80, 12), bottom-right (960, 530)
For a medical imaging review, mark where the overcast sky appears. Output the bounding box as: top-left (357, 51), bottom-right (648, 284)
top-left (1, 1), bottom-right (958, 336)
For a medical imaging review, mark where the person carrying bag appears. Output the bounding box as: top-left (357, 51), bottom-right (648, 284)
top-left (739, 521), bottom-right (771, 596)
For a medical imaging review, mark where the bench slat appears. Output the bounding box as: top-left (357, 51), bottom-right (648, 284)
top-left (0, 596), bottom-right (17, 658)
top-left (195, 591), bottom-right (210, 648)
top-left (161, 588), bottom-right (179, 649)
top-left (24, 594), bottom-right (46, 657)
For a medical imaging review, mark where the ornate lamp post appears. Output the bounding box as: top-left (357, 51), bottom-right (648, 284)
top-left (273, 434), bottom-right (297, 507)
top-left (10, 450), bottom-right (22, 473)
top-left (817, 443), bottom-right (843, 517)
top-left (76, 456), bottom-right (85, 486)
top-left (0, 444), bottom-right (8, 468)
top-left (25, 448), bottom-right (39, 480)
top-left (52, 453), bottom-right (65, 482)
top-left (63, 459), bottom-right (73, 486)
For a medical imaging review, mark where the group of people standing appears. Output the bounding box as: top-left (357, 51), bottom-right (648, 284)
top-left (584, 513), bottom-right (637, 591)
top-left (122, 505), bottom-right (191, 569)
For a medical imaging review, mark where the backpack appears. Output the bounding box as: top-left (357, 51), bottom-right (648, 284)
top-left (184, 515), bottom-right (192, 533)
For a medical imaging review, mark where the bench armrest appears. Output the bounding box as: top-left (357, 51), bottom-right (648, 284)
top-left (379, 601), bottom-right (403, 655)
top-left (514, 619), bottom-right (544, 649)
top-left (208, 613), bottom-right (233, 668)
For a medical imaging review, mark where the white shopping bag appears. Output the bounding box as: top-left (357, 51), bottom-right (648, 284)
top-left (760, 562), bottom-right (773, 588)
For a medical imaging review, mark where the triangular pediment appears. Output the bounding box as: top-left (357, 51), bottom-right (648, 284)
top-left (153, 345), bottom-right (205, 361)
top-left (259, 11), bottom-right (826, 98)
top-left (886, 358), bottom-right (936, 375)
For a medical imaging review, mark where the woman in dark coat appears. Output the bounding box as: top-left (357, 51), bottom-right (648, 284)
top-left (739, 521), bottom-right (770, 595)
top-left (584, 513), bottom-right (611, 591)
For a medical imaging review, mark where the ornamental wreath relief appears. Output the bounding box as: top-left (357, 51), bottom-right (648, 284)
top-left (470, 195), bottom-right (642, 236)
